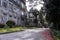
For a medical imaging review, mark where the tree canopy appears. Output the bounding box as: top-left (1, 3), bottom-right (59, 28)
top-left (43, 0), bottom-right (60, 30)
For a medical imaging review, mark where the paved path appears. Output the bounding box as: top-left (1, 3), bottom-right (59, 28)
top-left (0, 28), bottom-right (53, 40)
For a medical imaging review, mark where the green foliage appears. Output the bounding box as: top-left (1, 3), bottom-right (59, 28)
top-left (4, 24), bottom-right (9, 28)
top-left (43, 0), bottom-right (60, 30)
top-left (6, 20), bottom-right (15, 28)
top-left (32, 9), bottom-right (39, 17)
top-left (39, 7), bottom-right (48, 28)
top-left (51, 29), bottom-right (60, 40)
top-left (0, 27), bottom-right (24, 33)
top-left (39, 7), bottom-right (45, 27)
top-left (32, 9), bottom-right (39, 27)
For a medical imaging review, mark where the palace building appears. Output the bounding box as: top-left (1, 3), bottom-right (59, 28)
top-left (0, 0), bottom-right (27, 25)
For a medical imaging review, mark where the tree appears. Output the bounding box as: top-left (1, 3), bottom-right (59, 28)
top-left (32, 9), bottom-right (39, 27)
top-left (43, 0), bottom-right (60, 30)
top-left (39, 7), bottom-right (48, 28)
top-left (6, 20), bottom-right (15, 28)
top-left (39, 7), bottom-right (45, 27)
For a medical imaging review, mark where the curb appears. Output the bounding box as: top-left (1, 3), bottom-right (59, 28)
top-left (0, 30), bottom-right (24, 35)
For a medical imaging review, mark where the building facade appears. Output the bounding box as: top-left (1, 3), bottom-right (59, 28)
top-left (0, 0), bottom-right (27, 25)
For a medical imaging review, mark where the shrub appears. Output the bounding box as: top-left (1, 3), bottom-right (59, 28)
top-left (6, 20), bottom-right (15, 28)
top-left (4, 24), bottom-right (9, 28)
top-left (0, 23), bottom-right (5, 28)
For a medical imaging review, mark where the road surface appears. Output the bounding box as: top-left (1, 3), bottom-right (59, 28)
top-left (0, 28), bottom-right (53, 40)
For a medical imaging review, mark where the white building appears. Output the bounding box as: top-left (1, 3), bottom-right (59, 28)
top-left (0, 0), bottom-right (27, 25)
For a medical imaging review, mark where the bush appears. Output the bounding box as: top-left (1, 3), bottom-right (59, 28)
top-left (6, 20), bottom-right (15, 28)
top-left (0, 23), bottom-right (5, 28)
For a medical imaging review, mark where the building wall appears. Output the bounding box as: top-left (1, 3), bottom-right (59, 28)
top-left (0, 0), bottom-right (27, 25)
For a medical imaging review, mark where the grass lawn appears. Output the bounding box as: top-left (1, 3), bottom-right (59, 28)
top-left (0, 27), bottom-right (25, 33)
top-left (0, 26), bottom-right (38, 34)
top-left (54, 36), bottom-right (60, 40)
top-left (51, 29), bottom-right (60, 40)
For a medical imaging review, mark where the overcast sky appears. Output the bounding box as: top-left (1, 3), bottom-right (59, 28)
top-left (26, 0), bottom-right (44, 11)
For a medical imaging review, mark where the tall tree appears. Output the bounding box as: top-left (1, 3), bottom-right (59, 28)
top-left (43, 0), bottom-right (60, 30)
top-left (32, 9), bottom-right (39, 27)
top-left (39, 7), bottom-right (47, 28)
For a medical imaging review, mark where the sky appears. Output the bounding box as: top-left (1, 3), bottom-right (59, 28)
top-left (26, 0), bottom-right (44, 11)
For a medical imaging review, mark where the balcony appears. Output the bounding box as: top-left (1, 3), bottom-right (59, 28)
top-left (9, 0), bottom-right (22, 9)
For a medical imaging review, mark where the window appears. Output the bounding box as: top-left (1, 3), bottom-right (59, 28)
top-left (3, 2), bottom-right (7, 8)
top-left (13, 5), bottom-right (16, 10)
top-left (14, 0), bottom-right (17, 2)
top-left (0, 0), bottom-right (1, 6)
top-left (9, 15), bottom-right (12, 17)
top-left (14, 16), bottom-right (16, 19)
top-left (9, 3), bottom-right (14, 12)
top-left (3, 13), bottom-right (7, 16)
top-left (9, 3), bottom-right (13, 10)
top-left (21, 15), bottom-right (24, 21)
